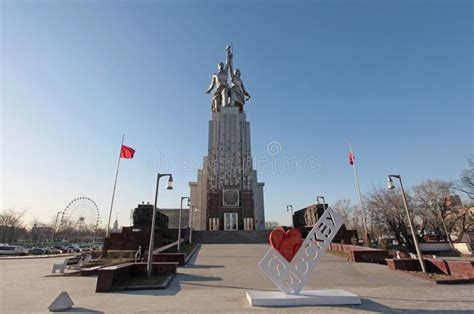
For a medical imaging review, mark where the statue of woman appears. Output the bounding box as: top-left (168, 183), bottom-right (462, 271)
top-left (230, 68), bottom-right (250, 113)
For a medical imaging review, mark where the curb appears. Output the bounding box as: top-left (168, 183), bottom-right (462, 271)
top-left (184, 244), bottom-right (201, 265)
top-left (0, 253), bottom-right (76, 260)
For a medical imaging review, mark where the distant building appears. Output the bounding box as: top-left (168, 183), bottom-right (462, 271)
top-left (110, 215), bottom-right (121, 233)
top-left (102, 202), bottom-right (169, 254)
top-left (454, 230), bottom-right (474, 255)
top-left (446, 194), bottom-right (462, 208)
top-left (132, 203), bottom-right (169, 230)
top-left (158, 208), bottom-right (189, 229)
top-left (293, 203), bottom-right (327, 228)
top-left (293, 203), bottom-right (357, 244)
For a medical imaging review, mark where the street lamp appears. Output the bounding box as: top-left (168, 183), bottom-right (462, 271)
top-left (286, 205), bottom-right (294, 228)
top-left (147, 173), bottom-right (173, 277)
top-left (387, 174), bottom-right (427, 273)
top-left (436, 201), bottom-right (454, 249)
top-left (52, 211), bottom-right (64, 242)
top-left (178, 196), bottom-right (190, 251)
top-left (189, 206), bottom-right (199, 244)
top-left (316, 196), bottom-right (326, 210)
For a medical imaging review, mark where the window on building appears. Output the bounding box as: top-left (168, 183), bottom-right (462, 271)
top-left (244, 218), bottom-right (254, 230)
top-left (209, 218), bottom-right (219, 231)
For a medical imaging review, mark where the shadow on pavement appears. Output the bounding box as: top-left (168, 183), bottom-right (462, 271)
top-left (185, 264), bottom-right (225, 269)
top-left (181, 282), bottom-right (279, 292)
top-left (114, 272), bottom-right (223, 296)
top-left (360, 295), bottom-right (474, 303)
top-left (347, 299), bottom-right (474, 313)
top-left (198, 255), bottom-right (263, 259)
top-left (177, 273), bottom-right (223, 282)
top-left (66, 307), bottom-right (103, 313)
top-left (260, 299), bottom-right (474, 313)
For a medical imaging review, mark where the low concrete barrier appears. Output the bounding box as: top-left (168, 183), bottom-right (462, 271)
top-left (446, 260), bottom-right (474, 278)
top-left (387, 258), bottom-right (421, 272)
top-left (348, 250), bottom-right (390, 264)
top-left (329, 243), bottom-right (390, 264)
top-left (386, 258), bottom-right (468, 276)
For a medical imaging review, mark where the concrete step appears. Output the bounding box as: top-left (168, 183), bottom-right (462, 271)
top-left (192, 230), bottom-right (271, 244)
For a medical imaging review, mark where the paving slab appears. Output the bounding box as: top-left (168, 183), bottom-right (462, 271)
top-left (1, 244), bottom-right (473, 313)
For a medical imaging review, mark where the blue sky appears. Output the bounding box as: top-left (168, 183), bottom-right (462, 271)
top-left (1, 0), bottom-right (472, 227)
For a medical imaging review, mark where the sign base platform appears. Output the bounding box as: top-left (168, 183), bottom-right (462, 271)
top-left (246, 289), bottom-right (361, 307)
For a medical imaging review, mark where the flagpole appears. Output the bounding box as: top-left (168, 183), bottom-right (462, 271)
top-left (349, 140), bottom-right (369, 246)
top-left (106, 134), bottom-right (124, 237)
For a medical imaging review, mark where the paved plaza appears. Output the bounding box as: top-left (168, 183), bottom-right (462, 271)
top-left (1, 244), bottom-right (473, 313)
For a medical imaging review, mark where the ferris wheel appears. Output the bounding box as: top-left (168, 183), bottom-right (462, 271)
top-left (59, 197), bottom-right (101, 233)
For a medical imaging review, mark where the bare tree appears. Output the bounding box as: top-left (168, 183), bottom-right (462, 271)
top-left (413, 179), bottom-right (453, 241)
top-left (365, 187), bottom-right (418, 252)
top-left (455, 155), bottom-right (474, 200)
top-left (30, 221), bottom-right (54, 245)
top-left (450, 206), bottom-right (473, 235)
top-left (332, 198), bottom-right (358, 230)
top-left (265, 221), bottom-right (281, 230)
top-left (0, 209), bottom-right (27, 244)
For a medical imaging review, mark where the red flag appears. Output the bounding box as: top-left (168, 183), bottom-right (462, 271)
top-left (349, 151), bottom-right (355, 166)
top-left (120, 145), bottom-right (135, 159)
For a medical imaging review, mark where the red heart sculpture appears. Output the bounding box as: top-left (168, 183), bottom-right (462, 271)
top-left (269, 228), bottom-right (303, 262)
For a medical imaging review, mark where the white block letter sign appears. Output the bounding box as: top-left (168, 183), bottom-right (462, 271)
top-left (258, 208), bottom-right (343, 295)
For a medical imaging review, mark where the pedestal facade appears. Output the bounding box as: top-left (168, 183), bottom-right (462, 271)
top-left (189, 106), bottom-right (265, 230)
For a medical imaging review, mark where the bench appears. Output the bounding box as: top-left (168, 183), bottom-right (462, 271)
top-left (52, 256), bottom-right (81, 273)
top-left (51, 254), bottom-right (92, 273)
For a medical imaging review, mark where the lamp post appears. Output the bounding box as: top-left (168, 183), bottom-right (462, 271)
top-left (189, 206), bottom-right (199, 244)
top-left (388, 174), bottom-right (426, 273)
top-left (286, 205), bottom-right (294, 228)
top-left (52, 211), bottom-right (64, 242)
top-left (316, 196), bottom-right (326, 210)
top-left (178, 197), bottom-right (190, 251)
top-left (436, 201), bottom-right (454, 249)
top-left (147, 173), bottom-right (173, 277)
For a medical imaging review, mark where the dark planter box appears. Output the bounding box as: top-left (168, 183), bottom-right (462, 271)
top-left (152, 253), bottom-right (186, 266)
top-left (96, 262), bottom-right (178, 292)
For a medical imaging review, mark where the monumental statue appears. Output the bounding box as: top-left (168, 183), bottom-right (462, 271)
top-left (206, 45), bottom-right (250, 113)
top-left (190, 45), bottom-right (265, 232)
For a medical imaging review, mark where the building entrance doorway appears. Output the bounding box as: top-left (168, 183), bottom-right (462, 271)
top-left (224, 212), bottom-right (238, 230)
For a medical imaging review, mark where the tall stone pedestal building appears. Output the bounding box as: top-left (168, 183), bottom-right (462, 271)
top-left (189, 46), bottom-right (265, 231)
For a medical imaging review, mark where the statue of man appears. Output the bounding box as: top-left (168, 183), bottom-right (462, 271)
top-left (206, 45), bottom-right (233, 112)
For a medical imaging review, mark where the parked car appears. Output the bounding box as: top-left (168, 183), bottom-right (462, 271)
top-left (91, 244), bottom-right (101, 251)
top-left (54, 245), bottom-right (67, 252)
top-left (0, 245), bottom-right (28, 256)
top-left (65, 245), bottom-right (81, 253)
top-left (56, 245), bottom-right (74, 253)
top-left (28, 247), bottom-right (47, 255)
top-left (46, 247), bottom-right (62, 254)
top-left (79, 245), bottom-right (91, 252)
